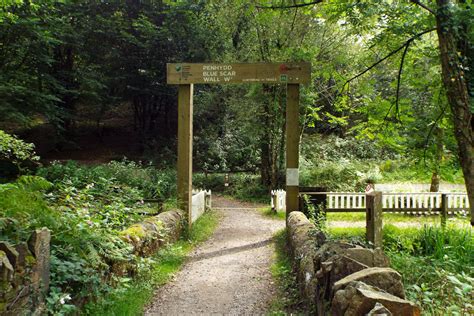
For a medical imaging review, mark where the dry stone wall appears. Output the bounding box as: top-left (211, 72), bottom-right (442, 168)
top-left (287, 211), bottom-right (421, 316)
top-left (120, 210), bottom-right (183, 257)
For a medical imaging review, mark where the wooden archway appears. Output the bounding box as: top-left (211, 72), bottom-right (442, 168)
top-left (167, 62), bottom-right (311, 227)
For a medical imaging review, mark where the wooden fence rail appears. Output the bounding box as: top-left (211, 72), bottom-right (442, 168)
top-left (272, 190), bottom-right (470, 216)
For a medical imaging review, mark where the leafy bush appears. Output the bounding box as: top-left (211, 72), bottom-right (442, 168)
top-left (0, 176), bottom-right (57, 244)
top-left (193, 173), bottom-right (225, 191)
top-left (0, 130), bottom-right (40, 180)
top-left (0, 130), bottom-right (39, 164)
top-left (300, 133), bottom-right (464, 186)
top-left (300, 160), bottom-right (372, 191)
top-left (38, 160), bottom-right (176, 200)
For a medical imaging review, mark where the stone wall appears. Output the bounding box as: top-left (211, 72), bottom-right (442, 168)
top-left (0, 228), bottom-right (50, 315)
top-left (287, 211), bottom-right (421, 316)
top-left (120, 209), bottom-right (183, 257)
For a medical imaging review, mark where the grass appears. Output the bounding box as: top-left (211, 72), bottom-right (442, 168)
top-left (260, 206), bottom-right (286, 220)
top-left (326, 223), bottom-right (473, 315)
top-left (267, 229), bottom-right (303, 315)
top-left (84, 210), bottom-right (220, 315)
top-left (324, 212), bottom-right (470, 228)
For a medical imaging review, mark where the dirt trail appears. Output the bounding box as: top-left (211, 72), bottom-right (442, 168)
top-left (145, 196), bottom-right (285, 315)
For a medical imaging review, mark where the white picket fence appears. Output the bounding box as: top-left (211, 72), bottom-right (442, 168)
top-left (324, 192), bottom-right (469, 214)
top-left (271, 189), bottom-right (286, 212)
top-left (191, 189), bottom-right (212, 223)
top-left (272, 190), bottom-right (470, 215)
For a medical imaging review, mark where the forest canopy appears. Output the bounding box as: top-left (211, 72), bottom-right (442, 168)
top-left (0, 0), bottom-right (472, 210)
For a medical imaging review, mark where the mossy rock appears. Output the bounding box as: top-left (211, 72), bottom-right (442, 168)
top-left (121, 224), bottom-right (147, 240)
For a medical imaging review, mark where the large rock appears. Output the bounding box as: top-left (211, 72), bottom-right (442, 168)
top-left (286, 211), bottom-right (419, 316)
top-left (342, 247), bottom-right (390, 268)
top-left (333, 267), bottom-right (405, 299)
top-left (28, 228), bottom-right (51, 309)
top-left (0, 250), bottom-right (14, 283)
top-left (368, 302), bottom-right (393, 315)
top-left (0, 243), bottom-right (18, 271)
top-left (332, 281), bottom-right (420, 316)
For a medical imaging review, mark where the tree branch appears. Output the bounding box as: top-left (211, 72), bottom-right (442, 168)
top-left (256, 0), bottom-right (323, 9)
top-left (341, 28), bottom-right (436, 91)
top-left (393, 39), bottom-right (412, 122)
top-left (410, 0), bottom-right (436, 15)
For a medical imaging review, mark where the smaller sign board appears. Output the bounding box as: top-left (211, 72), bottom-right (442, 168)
top-left (286, 168), bottom-right (299, 186)
top-left (167, 62), bottom-right (311, 85)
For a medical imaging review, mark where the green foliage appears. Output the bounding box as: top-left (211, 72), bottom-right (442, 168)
top-left (300, 133), bottom-right (463, 188)
top-left (301, 161), bottom-right (367, 191)
top-left (0, 176), bottom-right (57, 244)
top-left (38, 160), bottom-right (176, 201)
top-left (378, 159), bottom-right (465, 184)
top-left (0, 130), bottom-right (39, 164)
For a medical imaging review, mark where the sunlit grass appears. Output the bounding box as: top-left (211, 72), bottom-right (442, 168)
top-left (325, 211), bottom-right (469, 227)
top-left (260, 206), bottom-right (286, 220)
top-left (84, 210), bottom-right (219, 315)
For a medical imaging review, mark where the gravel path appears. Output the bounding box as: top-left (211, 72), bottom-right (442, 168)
top-left (145, 196), bottom-right (285, 315)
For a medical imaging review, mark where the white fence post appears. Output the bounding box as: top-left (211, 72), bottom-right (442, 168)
top-left (191, 189), bottom-right (212, 223)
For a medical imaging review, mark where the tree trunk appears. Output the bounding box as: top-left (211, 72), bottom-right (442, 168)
top-left (430, 172), bottom-right (440, 192)
top-left (436, 0), bottom-right (474, 225)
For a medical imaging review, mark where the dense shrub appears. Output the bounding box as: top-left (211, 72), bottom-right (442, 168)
top-left (0, 130), bottom-right (40, 180)
top-left (0, 130), bottom-right (39, 165)
top-left (38, 160), bottom-right (177, 200)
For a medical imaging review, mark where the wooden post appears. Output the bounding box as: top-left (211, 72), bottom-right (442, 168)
top-left (440, 193), bottom-right (447, 228)
top-left (366, 191), bottom-right (383, 248)
top-left (177, 84), bottom-right (193, 229)
top-left (286, 84), bottom-right (300, 219)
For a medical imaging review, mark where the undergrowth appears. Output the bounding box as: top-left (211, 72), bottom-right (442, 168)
top-left (84, 210), bottom-right (219, 315)
top-left (193, 172), bottom-right (268, 203)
